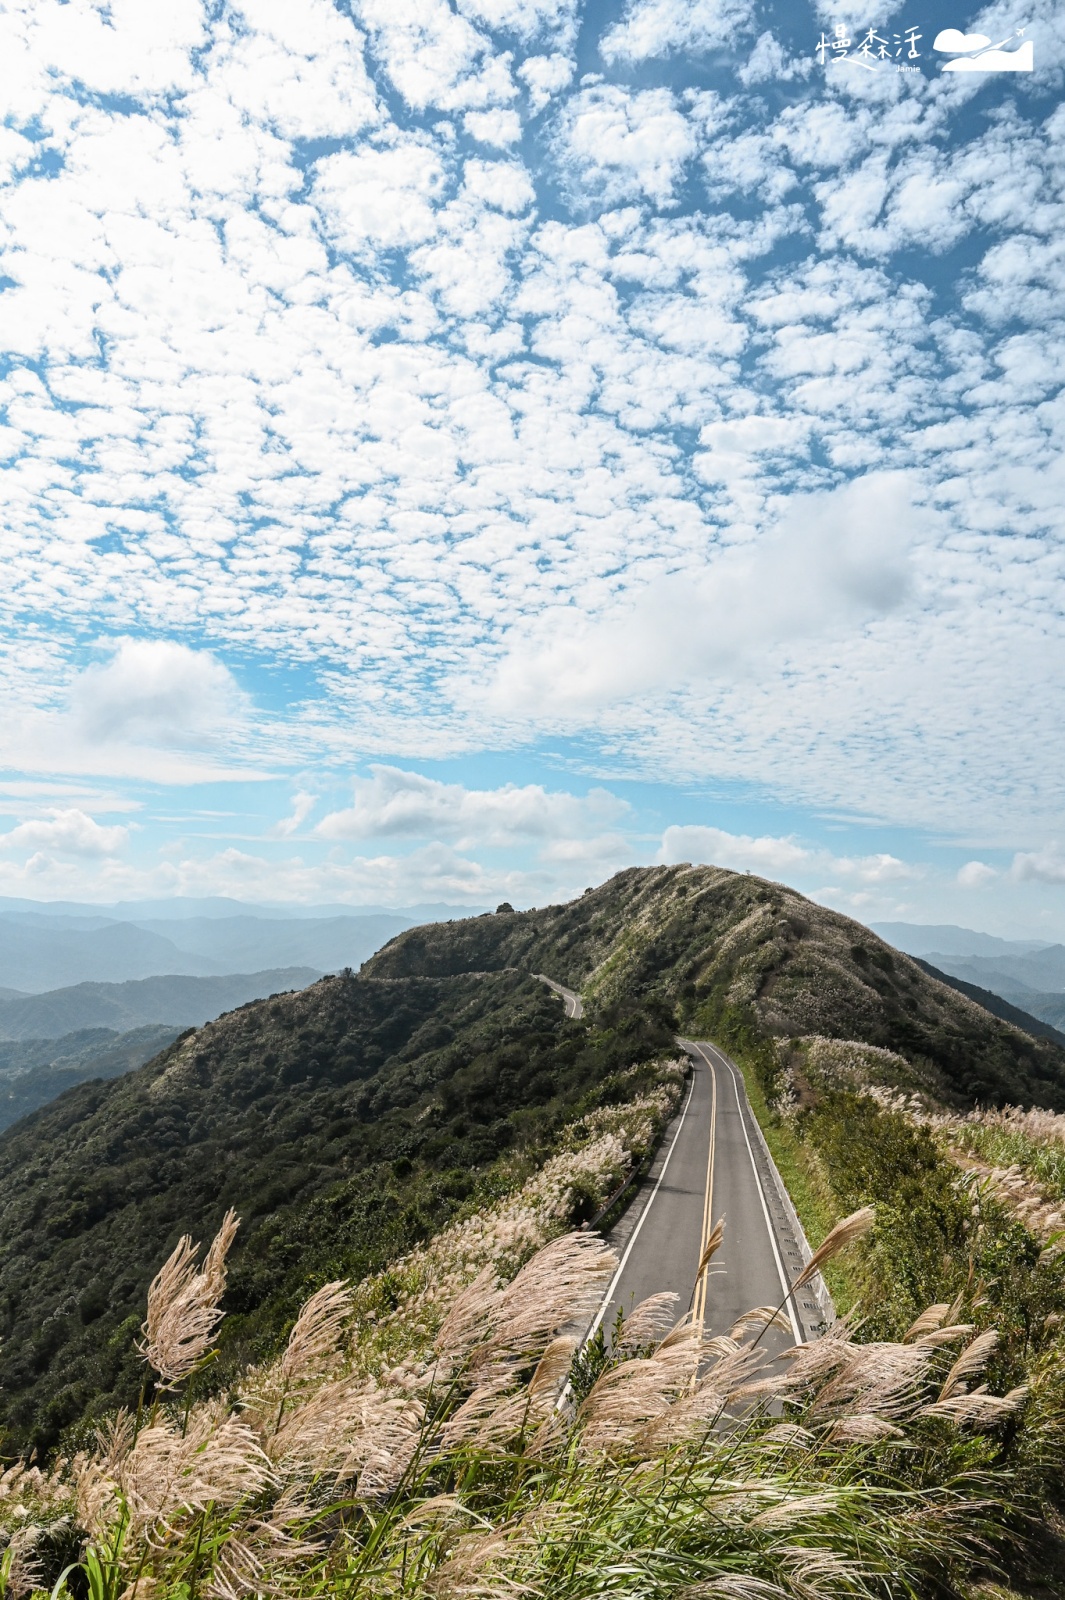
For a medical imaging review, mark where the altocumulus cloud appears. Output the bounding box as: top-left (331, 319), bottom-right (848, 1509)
top-left (0, 0), bottom-right (1062, 901)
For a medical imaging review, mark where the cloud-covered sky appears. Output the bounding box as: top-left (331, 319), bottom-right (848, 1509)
top-left (0, 0), bottom-right (1063, 934)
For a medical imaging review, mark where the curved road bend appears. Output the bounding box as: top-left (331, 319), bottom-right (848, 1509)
top-left (535, 973), bottom-right (584, 1019)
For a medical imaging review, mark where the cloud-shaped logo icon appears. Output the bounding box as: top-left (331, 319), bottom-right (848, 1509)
top-left (933, 29), bottom-right (992, 51)
top-left (942, 41), bottom-right (1033, 69)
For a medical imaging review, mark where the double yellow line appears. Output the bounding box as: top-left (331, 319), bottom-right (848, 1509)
top-left (689, 1042), bottom-right (720, 1333)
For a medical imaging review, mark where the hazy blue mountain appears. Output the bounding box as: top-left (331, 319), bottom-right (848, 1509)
top-left (0, 895), bottom-right (486, 921)
top-left (871, 922), bottom-right (1053, 959)
top-left (129, 913), bottom-right (412, 974)
top-left (0, 969), bottom-right (320, 1041)
top-left (915, 961), bottom-right (1065, 1048)
top-left (922, 948), bottom-right (1065, 997)
top-left (0, 1025), bottom-right (181, 1132)
top-left (0, 905), bottom-right (420, 993)
top-left (0, 916), bottom-right (221, 992)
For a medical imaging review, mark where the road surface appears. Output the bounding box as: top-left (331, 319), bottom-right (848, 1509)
top-left (585, 1039), bottom-right (828, 1359)
top-left (535, 974), bottom-right (584, 1019)
top-left (532, 975), bottom-right (824, 1353)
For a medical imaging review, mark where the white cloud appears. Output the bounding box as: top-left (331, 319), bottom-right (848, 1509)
top-left (601, 0), bottom-right (753, 63)
top-left (464, 108), bottom-right (522, 144)
top-left (0, 0), bottom-right (1060, 887)
top-left (69, 640), bottom-right (246, 747)
top-left (738, 31), bottom-right (812, 85)
top-left (271, 791), bottom-right (318, 838)
top-left (517, 52), bottom-right (574, 112)
top-left (313, 139), bottom-right (448, 252)
top-left (479, 472), bottom-right (917, 715)
top-left (354, 0), bottom-right (515, 111)
top-left (1011, 846), bottom-right (1065, 885)
top-left (958, 860), bottom-right (998, 887)
top-left (658, 824), bottom-right (916, 885)
top-left (317, 766), bottom-right (629, 851)
top-left (556, 85), bottom-right (696, 206)
top-left (0, 807), bottom-right (129, 857)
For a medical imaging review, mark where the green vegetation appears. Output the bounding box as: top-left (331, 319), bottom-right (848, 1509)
top-left (0, 969), bottom-right (673, 1456)
top-left (6, 865), bottom-right (1065, 1596)
top-left (0, 1027), bottom-right (180, 1134)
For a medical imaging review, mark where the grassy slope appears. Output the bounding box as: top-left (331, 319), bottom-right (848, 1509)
top-left (0, 968), bottom-right (673, 1455)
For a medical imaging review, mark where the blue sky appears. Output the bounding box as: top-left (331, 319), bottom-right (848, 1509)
top-left (0, 0), bottom-right (1063, 935)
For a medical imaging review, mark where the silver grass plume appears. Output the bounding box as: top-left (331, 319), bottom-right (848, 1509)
top-left (280, 1280), bottom-right (353, 1389)
top-left (937, 1329), bottom-right (1000, 1400)
top-left (268, 1374), bottom-right (423, 1493)
top-left (577, 1319), bottom-right (704, 1456)
top-left (93, 1406), bottom-right (274, 1542)
top-left (616, 1292), bottom-right (679, 1350)
top-left (792, 1207), bottom-right (874, 1292)
top-left (140, 1210), bottom-right (239, 1388)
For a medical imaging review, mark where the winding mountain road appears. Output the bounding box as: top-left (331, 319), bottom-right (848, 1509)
top-left (538, 976), bottom-right (829, 1353)
top-left (535, 973), bottom-right (584, 1019)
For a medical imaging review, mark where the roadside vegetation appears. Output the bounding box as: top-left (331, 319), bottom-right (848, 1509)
top-left (6, 867), bottom-right (1065, 1595)
top-left (2, 1075), bottom-right (1057, 1600)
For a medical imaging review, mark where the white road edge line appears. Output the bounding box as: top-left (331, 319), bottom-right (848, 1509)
top-left (701, 1042), bottom-right (803, 1345)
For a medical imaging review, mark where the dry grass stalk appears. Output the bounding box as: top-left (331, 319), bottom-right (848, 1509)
top-left (920, 1386), bottom-right (1027, 1426)
top-left (792, 1208), bottom-right (874, 1292)
top-left (616, 1292), bottom-right (679, 1350)
top-left (696, 1218), bottom-right (726, 1278)
top-left (279, 1280), bottom-right (354, 1389)
top-left (730, 1306), bottom-right (793, 1341)
top-left (577, 1320), bottom-right (704, 1455)
top-left (206, 1488), bottom-right (324, 1600)
top-left (140, 1210), bottom-right (239, 1388)
top-left (938, 1329), bottom-right (999, 1400)
top-left (903, 1303), bottom-right (950, 1342)
top-left (269, 1374), bottom-right (423, 1492)
top-left (3, 1525), bottom-right (46, 1599)
top-left (477, 1232), bottom-right (617, 1369)
top-left (83, 1405), bottom-right (274, 1543)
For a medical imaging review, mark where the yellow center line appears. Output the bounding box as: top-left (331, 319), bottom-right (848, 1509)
top-left (692, 1042), bottom-right (718, 1332)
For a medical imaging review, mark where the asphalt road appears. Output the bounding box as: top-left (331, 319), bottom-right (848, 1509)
top-left (585, 1039), bottom-right (822, 1361)
top-left (535, 977), bottom-right (821, 1357)
top-left (535, 973), bottom-right (584, 1018)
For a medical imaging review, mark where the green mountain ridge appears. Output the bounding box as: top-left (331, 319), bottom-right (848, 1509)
top-left (367, 864), bottom-right (1065, 1110)
top-left (2, 863), bottom-right (1064, 1459)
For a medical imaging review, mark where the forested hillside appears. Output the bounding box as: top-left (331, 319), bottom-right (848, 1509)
top-left (0, 967), bottom-right (671, 1453)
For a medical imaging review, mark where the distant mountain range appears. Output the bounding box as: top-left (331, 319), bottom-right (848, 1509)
top-left (0, 968), bottom-right (321, 1041)
top-left (0, 908), bottom-right (414, 992)
top-left (872, 921), bottom-right (1065, 1035)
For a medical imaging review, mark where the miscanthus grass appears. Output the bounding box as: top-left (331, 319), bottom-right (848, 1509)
top-left (0, 1060), bottom-right (1058, 1600)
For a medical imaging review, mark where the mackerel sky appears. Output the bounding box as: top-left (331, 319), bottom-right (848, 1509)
top-left (0, 0), bottom-right (1063, 933)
